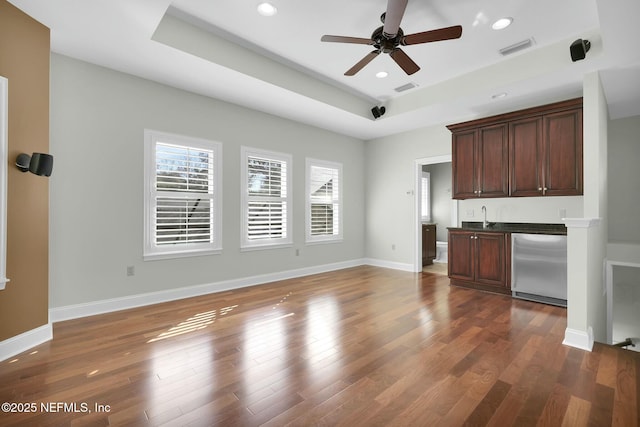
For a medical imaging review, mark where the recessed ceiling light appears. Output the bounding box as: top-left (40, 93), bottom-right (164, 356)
top-left (492, 92), bottom-right (508, 99)
top-left (257, 2), bottom-right (277, 17)
top-left (492, 17), bottom-right (513, 30)
top-left (376, 71), bottom-right (388, 79)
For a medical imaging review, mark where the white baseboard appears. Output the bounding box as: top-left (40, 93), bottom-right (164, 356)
top-left (364, 258), bottom-right (415, 272)
top-left (562, 327), bottom-right (594, 351)
top-left (0, 323), bottom-right (53, 362)
top-left (50, 259), bottom-right (368, 323)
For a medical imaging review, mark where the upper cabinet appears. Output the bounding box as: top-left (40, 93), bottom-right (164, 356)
top-left (452, 124), bottom-right (509, 199)
top-left (448, 98), bottom-right (583, 200)
top-left (542, 109), bottom-right (583, 196)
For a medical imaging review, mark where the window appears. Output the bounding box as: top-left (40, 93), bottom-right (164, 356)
top-left (421, 171), bottom-right (431, 222)
top-left (241, 147), bottom-right (292, 249)
top-left (306, 158), bottom-right (342, 243)
top-left (144, 130), bottom-right (222, 260)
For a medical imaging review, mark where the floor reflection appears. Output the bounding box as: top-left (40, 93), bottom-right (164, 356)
top-left (305, 295), bottom-right (341, 366)
top-left (147, 305), bottom-right (237, 343)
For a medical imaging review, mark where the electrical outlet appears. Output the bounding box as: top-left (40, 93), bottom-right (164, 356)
top-left (466, 209), bottom-right (474, 217)
top-left (392, 244), bottom-right (396, 250)
top-left (559, 208), bottom-right (566, 219)
top-left (295, 249), bottom-right (300, 256)
top-left (126, 266), bottom-right (135, 276)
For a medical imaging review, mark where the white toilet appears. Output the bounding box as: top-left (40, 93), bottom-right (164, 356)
top-left (435, 241), bottom-right (448, 263)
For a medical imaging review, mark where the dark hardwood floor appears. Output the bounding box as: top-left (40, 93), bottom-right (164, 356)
top-left (0, 266), bottom-right (638, 426)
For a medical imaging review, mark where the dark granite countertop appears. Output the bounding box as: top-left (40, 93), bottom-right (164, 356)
top-left (448, 221), bottom-right (567, 235)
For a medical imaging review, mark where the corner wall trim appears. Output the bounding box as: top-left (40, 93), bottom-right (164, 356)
top-left (0, 323), bottom-right (53, 362)
top-left (562, 327), bottom-right (594, 351)
top-left (50, 259), bottom-right (368, 323)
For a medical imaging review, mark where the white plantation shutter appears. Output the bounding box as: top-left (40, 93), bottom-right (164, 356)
top-left (421, 171), bottom-right (431, 222)
top-left (241, 147), bottom-right (292, 248)
top-left (306, 159), bottom-right (342, 243)
top-left (144, 131), bottom-right (222, 260)
top-left (155, 143), bottom-right (214, 245)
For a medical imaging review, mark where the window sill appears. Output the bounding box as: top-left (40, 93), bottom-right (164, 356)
top-left (240, 242), bottom-right (293, 252)
top-left (305, 238), bottom-right (343, 246)
top-left (144, 249), bottom-right (222, 262)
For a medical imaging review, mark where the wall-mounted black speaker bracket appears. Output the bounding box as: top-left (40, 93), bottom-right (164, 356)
top-left (570, 39), bottom-right (591, 62)
top-left (15, 152), bottom-right (54, 177)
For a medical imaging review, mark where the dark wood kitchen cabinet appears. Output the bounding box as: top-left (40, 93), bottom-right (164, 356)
top-left (510, 108), bottom-right (583, 197)
top-left (542, 108), bottom-right (583, 196)
top-left (451, 123), bottom-right (509, 199)
top-left (448, 229), bottom-right (510, 294)
top-left (449, 98), bottom-right (583, 199)
top-left (422, 224), bottom-right (437, 266)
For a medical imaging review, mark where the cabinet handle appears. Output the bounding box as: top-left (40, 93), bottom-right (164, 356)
top-left (538, 187), bottom-right (543, 191)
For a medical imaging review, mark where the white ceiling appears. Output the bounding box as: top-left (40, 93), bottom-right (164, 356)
top-left (9, 0), bottom-right (640, 140)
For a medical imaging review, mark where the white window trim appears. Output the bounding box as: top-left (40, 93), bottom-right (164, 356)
top-left (240, 146), bottom-right (292, 250)
top-left (143, 129), bottom-right (222, 261)
top-left (421, 171), bottom-right (431, 223)
top-left (0, 77), bottom-right (8, 289)
top-left (305, 158), bottom-right (343, 244)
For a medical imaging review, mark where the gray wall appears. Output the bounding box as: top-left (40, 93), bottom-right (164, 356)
top-left (608, 115), bottom-right (640, 244)
top-left (422, 162), bottom-right (452, 242)
top-left (49, 54), bottom-right (365, 308)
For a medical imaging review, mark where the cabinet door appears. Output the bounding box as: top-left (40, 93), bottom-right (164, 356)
top-left (448, 230), bottom-right (474, 281)
top-left (424, 224), bottom-right (436, 262)
top-left (543, 109), bottom-right (583, 196)
top-left (474, 232), bottom-right (507, 288)
top-left (477, 124), bottom-right (509, 198)
top-left (422, 225), bottom-right (428, 266)
top-left (452, 130), bottom-right (477, 199)
top-left (510, 116), bottom-right (543, 197)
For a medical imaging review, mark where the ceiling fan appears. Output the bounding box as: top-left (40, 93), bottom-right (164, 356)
top-left (320, 0), bottom-right (462, 76)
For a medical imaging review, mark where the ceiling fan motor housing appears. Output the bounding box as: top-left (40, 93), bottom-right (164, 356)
top-left (372, 26), bottom-right (403, 53)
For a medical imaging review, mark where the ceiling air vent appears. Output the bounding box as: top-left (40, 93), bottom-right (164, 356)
top-left (394, 82), bottom-right (418, 93)
top-left (499, 38), bottom-right (534, 56)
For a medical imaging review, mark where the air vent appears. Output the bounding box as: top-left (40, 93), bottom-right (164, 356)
top-left (394, 82), bottom-right (418, 92)
top-left (499, 38), bottom-right (534, 56)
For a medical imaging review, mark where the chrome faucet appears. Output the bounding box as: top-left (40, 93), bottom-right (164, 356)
top-left (482, 205), bottom-right (488, 228)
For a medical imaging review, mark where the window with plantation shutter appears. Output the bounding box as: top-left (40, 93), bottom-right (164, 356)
top-left (421, 171), bottom-right (431, 222)
top-left (144, 130), bottom-right (222, 260)
top-left (306, 158), bottom-right (342, 243)
top-left (241, 147), bottom-right (292, 249)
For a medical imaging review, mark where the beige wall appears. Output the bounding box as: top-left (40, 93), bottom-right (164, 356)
top-left (0, 1), bottom-right (50, 340)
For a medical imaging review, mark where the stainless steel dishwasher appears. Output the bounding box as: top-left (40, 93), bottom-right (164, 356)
top-left (511, 233), bottom-right (567, 307)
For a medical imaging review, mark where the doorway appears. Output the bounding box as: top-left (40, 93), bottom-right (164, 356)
top-left (413, 155), bottom-right (457, 272)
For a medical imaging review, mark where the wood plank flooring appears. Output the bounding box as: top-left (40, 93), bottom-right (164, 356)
top-left (0, 266), bottom-right (638, 426)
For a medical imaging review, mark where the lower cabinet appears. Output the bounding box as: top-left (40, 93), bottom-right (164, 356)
top-left (448, 230), bottom-right (510, 294)
top-left (422, 224), bottom-right (437, 266)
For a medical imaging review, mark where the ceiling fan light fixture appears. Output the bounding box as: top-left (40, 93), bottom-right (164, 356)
top-left (376, 71), bottom-right (389, 79)
top-left (257, 2), bottom-right (277, 17)
top-left (492, 17), bottom-right (513, 30)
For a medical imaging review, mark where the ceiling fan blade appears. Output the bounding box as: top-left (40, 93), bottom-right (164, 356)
top-left (390, 48), bottom-right (420, 75)
top-left (345, 50), bottom-right (380, 76)
top-left (382, 0), bottom-right (408, 37)
top-left (321, 35), bottom-right (374, 45)
top-left (401, 25), bottom-right (463, 45)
